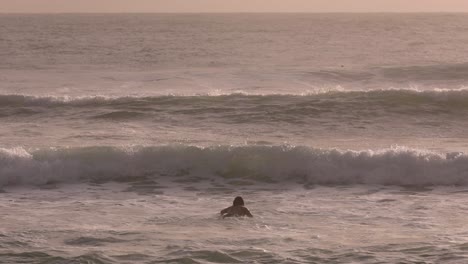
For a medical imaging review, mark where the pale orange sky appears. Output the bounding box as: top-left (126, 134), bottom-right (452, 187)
top-left (1, 0), bottom-right (468, 13)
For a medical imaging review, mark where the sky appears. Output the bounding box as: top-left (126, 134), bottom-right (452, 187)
top-left (1, 0), bottom-right (468, 13)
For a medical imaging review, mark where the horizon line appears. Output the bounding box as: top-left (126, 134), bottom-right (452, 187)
top-left (1, 11), bottom-right (468, 14)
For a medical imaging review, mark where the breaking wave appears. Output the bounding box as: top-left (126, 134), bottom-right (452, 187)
top-left (1, 145), bottom-right (467, 187)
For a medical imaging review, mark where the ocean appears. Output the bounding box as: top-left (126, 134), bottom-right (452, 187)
top-left (1, 13), bottom-right (468, 263)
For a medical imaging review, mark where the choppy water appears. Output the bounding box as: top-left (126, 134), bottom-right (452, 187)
top-left (1, 13), bottom-right (468, 263)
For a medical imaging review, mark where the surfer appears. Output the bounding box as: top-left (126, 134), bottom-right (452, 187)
top-left (220, 196), bottom-right (253, 218)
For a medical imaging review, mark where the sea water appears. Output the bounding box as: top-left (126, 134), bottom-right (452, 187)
top-left (1, 13), bottom-right (468, 263)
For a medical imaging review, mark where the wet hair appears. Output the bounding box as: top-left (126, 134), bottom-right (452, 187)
top-left (233, 196), bottom-right (244, 206)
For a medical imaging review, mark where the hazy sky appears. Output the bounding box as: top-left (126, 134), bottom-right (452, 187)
top-left (1, 0), bottom-right (468, 13)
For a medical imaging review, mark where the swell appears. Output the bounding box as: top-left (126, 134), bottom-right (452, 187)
top-left (1, 145), bottom-right (467, 187)
top-left (307, 63), bottom-right (468, 82)
top-left (1, 89), bottom-right (468, 121)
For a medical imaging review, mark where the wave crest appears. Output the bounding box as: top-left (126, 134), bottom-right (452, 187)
top-left (1, 145), bottom-right (467, 187)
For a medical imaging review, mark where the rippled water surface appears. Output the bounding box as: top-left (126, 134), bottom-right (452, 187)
top-left (2, 183), bottom-right (468, 263)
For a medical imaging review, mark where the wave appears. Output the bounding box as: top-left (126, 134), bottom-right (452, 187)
top-left (2, 88), bottom-right (468, 102)
top-left (0, 87), bottom-right (468, 103)
top-left (1, 145), bottom-right (467, 187)
top-left (1, 88), bottom-right (468, 120)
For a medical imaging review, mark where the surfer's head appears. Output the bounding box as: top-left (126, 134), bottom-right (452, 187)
top-left (233, 196), bottom-right (244, 206)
